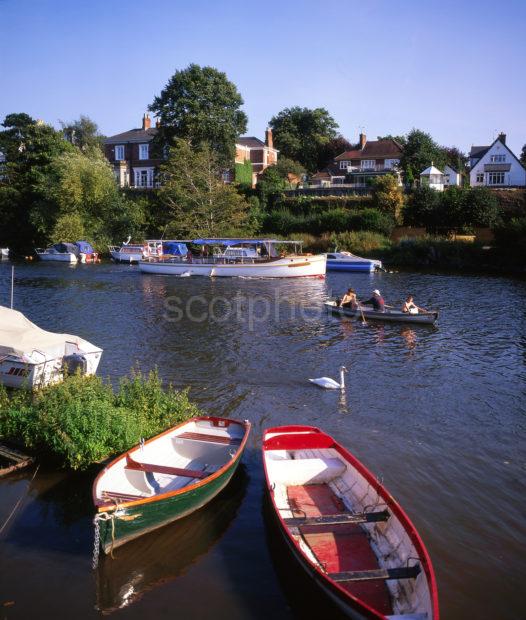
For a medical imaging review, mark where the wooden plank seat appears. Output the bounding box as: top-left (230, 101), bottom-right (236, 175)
top-left (329, 564), bottom-right (421, 583)
top-left (101, 490), bottom-right (145, 503)
top-left (177, 431), bottom-right (241, 446)
top-left (284, 509), bottom-right (390, 527)
top-left (125, 454), bottom-right (210, 479)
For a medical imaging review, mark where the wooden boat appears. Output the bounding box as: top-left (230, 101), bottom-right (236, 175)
top-left (92, 416), bottom-right (251, 555)
top-left (263, 426), bottom-right (439, 620)
top-left (327, 251), bottom-right (383, 273)
top-left (325, 301), bottom-right (438, 325)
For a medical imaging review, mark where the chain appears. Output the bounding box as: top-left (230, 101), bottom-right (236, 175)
top-left (92, 512), bottom-right (113, 569)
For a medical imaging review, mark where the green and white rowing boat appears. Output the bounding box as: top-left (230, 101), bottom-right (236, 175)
top-left (325, 300), bottom-right (439, 325)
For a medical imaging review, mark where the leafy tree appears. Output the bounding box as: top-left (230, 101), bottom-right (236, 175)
top-left (150, 64), bottom-right (247, 165)
top-left (316, 135), bottom-right (353, 170)
top-left (520, 144), bottom-right (526, 167)
top-left (269, 107), bottom-right (338, 173)
top-left (371, 174), bottom-right (404, 220)
top-left (158, 139), bottom-right (249, 237)
top-left (440, 146), bottom-right (468, 173)
top-left (403, 186), bottom-right (441, 229)
top-left (257, 165), bottom-right (289, 209)
top-left (466, 187), bottom-right (500, 227)
top-left (60, 115), bottom-right (104, 151)
top-left (274, 157), bottom-right (306, 182)
top-left (400, 129), bottom-right (445, 181)
top-left (51, 212), bottom-right (86, 243)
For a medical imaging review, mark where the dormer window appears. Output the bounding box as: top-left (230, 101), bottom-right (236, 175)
top-left (339, 161), bottom-right (349, 170)
top-left (490, 154), bottom-right (505, 163)
top-left (115, 145), bottom-right (125, 161)
top-left (139, 144), bottom-right (149, 160)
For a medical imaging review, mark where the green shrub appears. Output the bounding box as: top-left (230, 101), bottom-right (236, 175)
top-left (348, 208), bottom-right (395, 235)
top-left (235, 160), bottom-right (253, 187)
top-left (330, 231), bottom-right (391, 255)
top-left (0, 370), bottom-right (200, 470)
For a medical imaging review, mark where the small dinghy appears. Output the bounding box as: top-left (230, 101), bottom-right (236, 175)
top-left (325, 301), bottom-right (438, 325)
top-left (263, 425), bottom-right (439, 619)
top-left (326, 251), bottom-right (382, 272)
top-left (93, 416), bottom-right (251, 555)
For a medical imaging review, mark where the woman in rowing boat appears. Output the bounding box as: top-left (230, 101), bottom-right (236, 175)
top-left (402, 294), bottom-right (425, 315)
top-left (337, 288), bottom-right (358, 309)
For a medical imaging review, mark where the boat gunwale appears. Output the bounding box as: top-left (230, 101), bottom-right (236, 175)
top-left (262, 425), bottom-right (439, 620)
top-left (93, 416), bottom-right (251, 513)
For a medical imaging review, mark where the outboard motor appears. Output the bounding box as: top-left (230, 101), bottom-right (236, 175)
top-left (63, 353), bottom-right (88, 375)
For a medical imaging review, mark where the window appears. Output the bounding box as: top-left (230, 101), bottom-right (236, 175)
top-left (115, 145), bottom-right (125, 161)
top-left (490, 154), bottom-right (505, 163)
top-left (139, 144), bottom-right (149, 160)
top-left (488, 172), bottom-right (505, 185)
top-left (134, 168), bottom-right (154, 188)
top-left (361, 160), bottom-right (375, 169)
top-left (339, 161), bottom-right (349, 170)
top-left (476, 173), bottom-right (484, 183)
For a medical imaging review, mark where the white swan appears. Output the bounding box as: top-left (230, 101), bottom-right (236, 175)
top-left (309, 366), bottom-right (347, 390)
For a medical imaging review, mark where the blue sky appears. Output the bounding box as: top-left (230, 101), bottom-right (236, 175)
top-left (1, 0), bottom-right (525, 155)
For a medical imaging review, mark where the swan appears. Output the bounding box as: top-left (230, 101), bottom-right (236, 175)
top-left (309, 366), bottom-right (347, 390)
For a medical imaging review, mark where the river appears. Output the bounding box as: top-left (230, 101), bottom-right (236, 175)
top-left (0, 261), bottom-right (525, 619)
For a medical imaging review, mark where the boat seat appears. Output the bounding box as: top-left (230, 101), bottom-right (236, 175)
top-left (125, 454), bottom-right (210, 479)
top-left (268, 457), bottom-right (346, 486)
top-left (100, 490), bottom-right (146, 503)
top-left (386, 615), bottom-right (428, 620)
top-left (284, 509), bottom-right (390, 527)
top-left (329, 564), bottom-right (421, 583)
top-left (177, 431), bottom-right (241, 445)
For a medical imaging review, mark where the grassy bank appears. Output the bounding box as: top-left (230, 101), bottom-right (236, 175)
top-left (0, 370), bottom-right (200, 470)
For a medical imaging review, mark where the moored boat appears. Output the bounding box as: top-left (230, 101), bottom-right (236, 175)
top-left (139, 238), bottom-right (327, 278)
top-left (325, 301), bottom-right (438, 325)
top-left (75, 240), bottom-right (99, 263)
top-left (0, 248), bottom-right (9, 259)
top-left (327, 251), bottom-right (383, 273)
top-left (263, 425), bottom-right (439, 619)
top-left (35, 242), bottom-right (79, 263)
top-left (92, 416), bottom-right (251, 554)
top-left (0, 306), bottom-right (102, 389)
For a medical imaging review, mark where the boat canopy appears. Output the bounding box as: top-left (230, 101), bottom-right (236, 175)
top-left (54, 242), bottom-right (79, 255)
top-left (162, 242), bottom-right (188, 256)
top-left (75, 241), bottom-right (95, 254)
top-left (0, 306), bottom-right (88, 360)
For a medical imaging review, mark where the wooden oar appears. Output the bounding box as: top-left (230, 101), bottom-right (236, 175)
top-left (358, 304), bottom-right (367, 325)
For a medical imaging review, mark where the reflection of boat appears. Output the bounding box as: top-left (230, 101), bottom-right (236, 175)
top-left (0, 248), bottom-right (9, 259)
top-left (96, 466), bottom-right (247, 613)
top-left (263, 425), bottom-right (439, 620)
top-left (0, 306), bottom-right (103, 389)
top-left (92, 416), bottom-right (251, 554)
top-left (326, 251), bottom-right (382, 272)
top-left (139, 238), bottom-right (327, 278)
top-left (325, 301), bottom-right (439, 325)
top-left (35, 242), bottom-right (78, 263)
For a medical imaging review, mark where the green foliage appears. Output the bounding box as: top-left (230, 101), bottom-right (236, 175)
top-left (316, 135), bottom-right (353, 171)
top-left (494, 217), bottom-right (526, 265)
top-left (520, 144), bottom-right (526, 167)
top-left (330, 231), bottom-right (391, 255)
top-left (0, 370), bottom-right (200, 470)
top-left (274, 157), bottom-right (306, 181)
top-left (348, 208), bottom-right (395, 236)
top-left (60, 115), bottom-right (104, 151)
top-left (235, 160), bottom-right (253, 187)
top-left (371, 174), bottom-right (404, 220)
top-left (158, 139), bottom-right (250, 237)
top-left (150, 64), bottom-right (247, 165)
top-left (400, 129), bottom-right (445, 181)
top-left (51, 212), bottom-right (86, 243)
top-left (269, 107), bottom-right (339, 173)
top-left (403, 186), bottom-right (442, 229)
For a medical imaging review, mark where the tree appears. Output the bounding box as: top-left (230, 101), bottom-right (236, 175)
top-left (371, 174), bottom-right (404, 221)
top-left (316, 135), bottom-right (353, 170)
top-left (269, 107), bottom-right (339, 173)
top-left (400, 129), bottom-right (445, 181)
top-left (520, 144), bottom-right (526, 167)
top-left (51, 212), bottom-right (86, 243)
top-left (158, 139), bottom-right (249, 237)
top-left (60, 115), bottom-right (104, 151)
top-left (149, 64), bottom-right (247, 165)
top-left (440, 146), bottom-right (468, 173)
top-left (274, 157), bottom-right (306, 183)
top-left (403, 186), bottom-right (441, 229)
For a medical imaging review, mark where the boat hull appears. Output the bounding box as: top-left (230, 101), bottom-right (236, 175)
top-left (139, 254), bottom-right (326, 278)
top-left (325, 301), bottom-right (438, 325)
top-left (326, 260), bottom-right (380, 273)
top-left (36, 252), bottom-right (77, 263)
top-left (0, 248), bottom-right (9, 259)
top-left (109, 249), bottom-right (144, 263)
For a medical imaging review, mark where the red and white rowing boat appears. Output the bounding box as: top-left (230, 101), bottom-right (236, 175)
top-left (262, 426), bottom-right (439, 620)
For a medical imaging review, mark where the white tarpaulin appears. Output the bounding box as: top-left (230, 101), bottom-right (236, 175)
top-left (0, 306), bottom-right (86, 360)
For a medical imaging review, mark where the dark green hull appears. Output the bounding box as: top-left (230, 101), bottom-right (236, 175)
top-left (99, 453), bottom-right (242, 554)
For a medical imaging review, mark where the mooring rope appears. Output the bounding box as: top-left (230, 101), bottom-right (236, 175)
top-left (0, 464), bottom-right (40, 536)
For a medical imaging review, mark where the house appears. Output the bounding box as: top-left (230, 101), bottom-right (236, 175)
top-left (469, 133), bottom-right (526, 188)
top-left (420, 164), bottom-right (445, 191)
top-left (104, 114), bottom-right (162, 188)
top-left (235, 128), bottom-right (278, 186)
top-left (444, 164), bottom-right (462, 187)
top-left (311, 133), bottom-right (403, 188)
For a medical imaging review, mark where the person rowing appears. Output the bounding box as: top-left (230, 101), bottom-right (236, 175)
top-left (361, 289), bottom-right (385, 312)
top-left (402, 294), bottom-right (427, 315)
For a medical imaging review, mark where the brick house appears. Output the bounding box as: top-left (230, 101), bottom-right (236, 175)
top-left (234, 128), bottom-right (279, 186)
top-left (104, 114), bottom-right (162, 188)
top-left (311, 133), bottom-right (403, 187)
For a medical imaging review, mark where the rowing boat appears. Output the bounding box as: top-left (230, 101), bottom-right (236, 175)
top-left (263, 425), bottom-right (439, 620)
top-left (92, 416), bottom-right (251, 554)
top-left (325, 301), bottom-right (439, 325)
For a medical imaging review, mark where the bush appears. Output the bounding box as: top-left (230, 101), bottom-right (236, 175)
top-left (330, 231), bottom-right (391, 255)
top-left (0, 370), bottom-right (200, 470)
top-left (348, 208), bottom-right (395, 236)
top-left (494, 217), bottom-right (526, 262)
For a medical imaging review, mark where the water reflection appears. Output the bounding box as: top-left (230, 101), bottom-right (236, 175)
top-left (95, 466), bottom-right (248, 614)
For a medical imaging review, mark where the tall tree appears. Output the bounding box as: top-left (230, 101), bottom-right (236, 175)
top-left (60, 115), bottom-right (104, 151)
top-left (440, 146), bottom-right (468, 173)
top-left (158, 139), bottom-right (249, 237)
top-left (316, 135), bottom-right (353, 171)
top-left (371, 174), bottom-right (404, 221)
top-left (520, 144), bottom-right (526, 167)
top-left (400, 129), bottom-right (445, 180)
top-left (269, 107), bottom-right (338, 173)
top-left (149, 64), bottom-right (247, 165)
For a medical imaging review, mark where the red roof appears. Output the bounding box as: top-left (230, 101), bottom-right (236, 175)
top-left (335, 139), bottom-right (403, 161)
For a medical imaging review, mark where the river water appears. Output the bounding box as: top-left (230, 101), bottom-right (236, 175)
top-left (0, 261), bottom-right (525, 619)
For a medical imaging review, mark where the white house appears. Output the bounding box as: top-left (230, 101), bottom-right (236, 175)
top-left (444, 165), bottom-right (462, 187)
top-left (420, 163), bottom-right (445, 191)
top-left (469, 133), bottom-right (526, 188)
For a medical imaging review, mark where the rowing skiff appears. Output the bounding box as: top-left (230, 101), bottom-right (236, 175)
top-left (93, 416), bottom-right (251, 554)
top-left (325, 301), bottom-right (438, 325)
top-left (263, 425), bottom-right (439, 619)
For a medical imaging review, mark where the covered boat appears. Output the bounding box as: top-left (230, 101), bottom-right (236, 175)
top-left (0, 248), bottom-right (9, 259)
top-left (92, 416), bottom-right (251, 554)
top-left (75, 240), bottom-right (99, 263)
top-left (35, 242), bottom-right (79, 263)
top-left (327, 251), bottom-right (383, 273)
top-left (263, 426), bottom-right (439, 620)
top-left (325, 301), bottom-right (438, 325)
top-left (139, 238), bottom-right (326, 278)
top-left (0, 306), bottom-right (102, 389)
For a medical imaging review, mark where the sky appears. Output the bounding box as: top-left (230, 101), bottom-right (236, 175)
top-left (1, 0), bottom-right (525, 156)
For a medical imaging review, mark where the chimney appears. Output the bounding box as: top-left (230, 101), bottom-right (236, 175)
top-left (498, 132), bottom-right (506, 144)
top-left (142, 113), bottom-right (151, 130)
top-left (265, 127), bottom-right (273, 150)
top-left (359, 132), bottom-right (367, 150)
top-left (155, 118), bottom-right (161, 129)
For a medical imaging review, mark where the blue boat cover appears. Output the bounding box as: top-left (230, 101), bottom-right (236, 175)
top-left (75, 240), bottom-right (95, 254)
top-left (163, 242), bottom-right (188, 256)
top-left (54, 242), bottom-right (79, 255)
